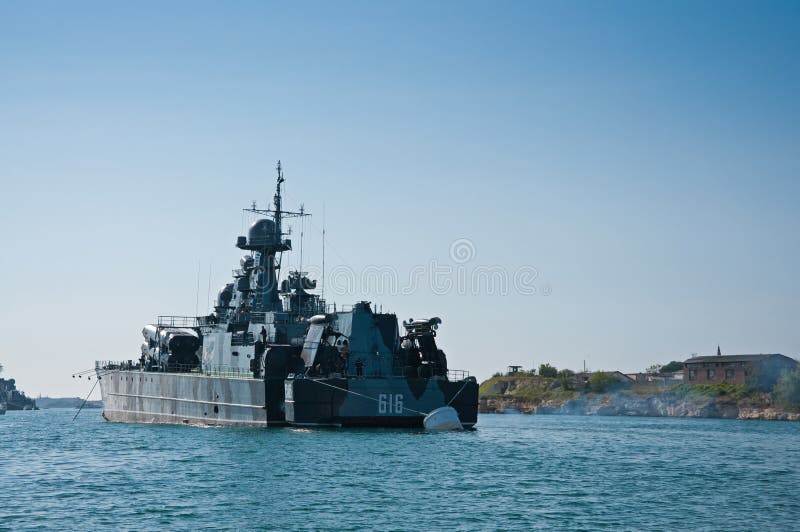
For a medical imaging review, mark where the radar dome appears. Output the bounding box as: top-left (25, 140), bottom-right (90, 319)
top-left (248, 219), bottom-right (278, 247)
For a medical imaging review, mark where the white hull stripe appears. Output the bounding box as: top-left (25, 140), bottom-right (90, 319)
top-left (103, 408), bottom-right (268, 425)
top-left (106, 392), bottom-right (263, 409)
top-left (105, 372), bottom-right (254, 382)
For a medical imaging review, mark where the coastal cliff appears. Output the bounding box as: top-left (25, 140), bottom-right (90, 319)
top-left (0, 378), bottom-right (37, 410)
top-left (479, 375), bottom-right (800, 421)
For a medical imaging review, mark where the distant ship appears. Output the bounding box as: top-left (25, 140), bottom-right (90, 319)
top-left (96, 162), bottom-right (478, 428)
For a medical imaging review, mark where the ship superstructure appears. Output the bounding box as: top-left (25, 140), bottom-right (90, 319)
top-left (96, 162), bottom-right (478, 428)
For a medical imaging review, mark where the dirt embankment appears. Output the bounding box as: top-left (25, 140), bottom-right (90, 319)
top-left (479, 376), bottom-right (800, 421)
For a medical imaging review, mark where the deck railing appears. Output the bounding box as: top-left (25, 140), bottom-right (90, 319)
top-left (447, 369), bottom-right (470, 381)
top-left (96, 360), bottom-right (470, 381)
top-left (96, 361), bottom-right (260, 379)
top-left (156, 316), bottom-right (198, 328)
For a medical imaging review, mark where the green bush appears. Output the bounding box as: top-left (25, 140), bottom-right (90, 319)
top-left (588, 371), bottom-right (615, 393)
top-left (539, 363), bottom-right (558, 378)
top-left (773, 368), bottom-right (800, 411)
top-left (748, 364), bottom-right (792, 392)
top-left (672, 383), bottom-right (749, 401)
top-left (557, 369), bottom-right (575, 390)
top-left (660, 361), bottom-right (684, 373)
top-left (646, 364), bottom-right (662, 374)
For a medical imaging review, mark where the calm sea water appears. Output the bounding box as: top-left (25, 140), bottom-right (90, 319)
top-left (1, 410), bottom-right (799, 531)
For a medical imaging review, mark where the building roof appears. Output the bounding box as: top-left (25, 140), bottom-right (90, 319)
top-left (684, 354), bottom-right (796, 364)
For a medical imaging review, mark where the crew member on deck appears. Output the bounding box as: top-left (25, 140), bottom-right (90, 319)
top-left (355, 358), bottom-right (364, 378)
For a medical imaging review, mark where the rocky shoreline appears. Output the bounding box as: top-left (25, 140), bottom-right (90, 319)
top-left (0, 377), bottom-right (37, 411)
top-left (480, 394), bottom-right (800, 421)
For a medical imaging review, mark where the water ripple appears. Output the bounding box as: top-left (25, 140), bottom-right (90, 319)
top-left (1, 411), bottom-right (799, 530)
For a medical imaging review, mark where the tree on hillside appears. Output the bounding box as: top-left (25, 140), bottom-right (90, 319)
top-left (645, 364), bottom-right (662, 375)
top-left (0, 362), bottom-right (3, 374)
top-left (773, 367), bottom-right (800, 410)
top-left (660, 361), bottom-right (684, 373)
top-left (589, 371), bottom-right (615, 393)
top-left (539, 363), bottom-right (558, 378)
top-left (557, 369), bottom-right (575, 390)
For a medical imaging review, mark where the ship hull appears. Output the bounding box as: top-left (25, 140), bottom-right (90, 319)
top-left (285, 376), bottom-right (478, 428)
top-left (98, 369), bottom-right (272, 427)
top-left (97, 369), bottom-right (478, 429)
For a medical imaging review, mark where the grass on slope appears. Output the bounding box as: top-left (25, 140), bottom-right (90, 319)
top-left (479, 375), bottom-right (578, 403)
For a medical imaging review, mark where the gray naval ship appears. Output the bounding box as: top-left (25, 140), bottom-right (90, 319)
top-left (96, 162), bottom-right (478, 428)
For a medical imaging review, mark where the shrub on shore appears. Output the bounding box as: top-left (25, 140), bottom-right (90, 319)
top-left (538, 364), bottom-right (558, 378)
top-left (659, 361), bottom-right (684, 373)
top-left (557, 369), bottom-right (575, 390)
top-left (588, 371), bottom-right (615, 393)
top-left (773, 368), bottom-right (800, 411)
top-left (672, 383), bottom-right (750, 402)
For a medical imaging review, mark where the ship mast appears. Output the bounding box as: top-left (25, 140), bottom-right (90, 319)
top-left (243, 161), bottom-right (306, 237)
top-left (274, 160), bottom-right (285, 240)
top-left (239, 161), bottom-right (310, 314)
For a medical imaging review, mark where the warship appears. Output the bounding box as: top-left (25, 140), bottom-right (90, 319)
top-left (95, 162), bottom-right (478, 428)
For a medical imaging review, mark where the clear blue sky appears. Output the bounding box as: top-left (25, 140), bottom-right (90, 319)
top-left (1, 1), bottom-right (798, 397)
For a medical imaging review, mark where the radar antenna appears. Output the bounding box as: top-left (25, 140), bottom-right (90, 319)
top-left (243, 160), bottom-right (309, 238)
top-left (238, 161), bottom-right (311, 314)
top-left (299, 203), bottom-right (305, 314)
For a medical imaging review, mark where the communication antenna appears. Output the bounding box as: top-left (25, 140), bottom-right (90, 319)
top-left (206, 261), bottom-right (212, 311)
top-left (194, 260), bottom-right (201, 316)
top-left (299, 203), bottom-right (305, 313)
top-left (241, 160), bottom-right (309, 313)
top-left (322, 203), bottom-right (326, 305)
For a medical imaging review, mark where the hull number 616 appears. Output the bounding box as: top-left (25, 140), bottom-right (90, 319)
top-left (378, 393), bottom-right (404, 414)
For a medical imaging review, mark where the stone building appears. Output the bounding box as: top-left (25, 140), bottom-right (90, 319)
top-left (683, 352), bottom-right (798, 390)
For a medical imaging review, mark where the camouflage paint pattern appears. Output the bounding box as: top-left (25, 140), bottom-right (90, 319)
top-left (98, 368), bottom-right (478, 428)
top-left (285, 375), bottom-right (478, 428)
